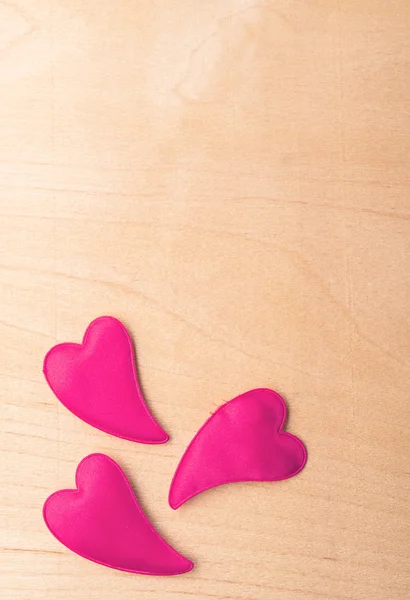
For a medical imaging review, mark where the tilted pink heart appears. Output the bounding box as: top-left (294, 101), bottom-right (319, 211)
top-left (169, 388), bottom-right (307, 509)
top-left (43, 454), bottom-right (193, 575)
top-left (43, 316), bottom-right (168, 443)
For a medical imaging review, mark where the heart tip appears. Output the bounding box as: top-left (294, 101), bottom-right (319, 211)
top-left (171, 557), bottom-right (194, 575)
top-left (160, 432), bottom-right (170, 444)
top-left (183, 559), bottom-right (194, 574)
top-left (150, 430), bottom-right (169, 444)
top-left (128, 429), bottom-right (169, 444)
top-left (168, 493), bottom-right (184, 510)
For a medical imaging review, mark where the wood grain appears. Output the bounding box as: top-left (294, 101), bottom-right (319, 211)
top-left (1, 1), bottom-right (409, 599)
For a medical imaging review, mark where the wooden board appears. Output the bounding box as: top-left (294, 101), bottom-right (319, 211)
top-left (1, 1), bottom-right (409, 599)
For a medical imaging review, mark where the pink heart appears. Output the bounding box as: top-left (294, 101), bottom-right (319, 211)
top-left (43, 316), bottom-right (168, 443)
top-left (169, 388), bottom-right (307, 509)
top-left (43, 454), bottom-right (193, 575)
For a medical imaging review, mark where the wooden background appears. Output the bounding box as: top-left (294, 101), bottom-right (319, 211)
top-left (1, 1), bottom-right (409, 599)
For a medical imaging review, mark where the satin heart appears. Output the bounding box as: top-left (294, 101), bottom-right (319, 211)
top-left (43, 316), bottom-right (168, 443)
top-left (43, 454), bottom-right (193, 575)
top-left (169, 388), bottom-right (307, 509)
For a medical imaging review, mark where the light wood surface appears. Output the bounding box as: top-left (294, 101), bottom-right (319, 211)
top-left (1, 1), bottom-right (409, 599)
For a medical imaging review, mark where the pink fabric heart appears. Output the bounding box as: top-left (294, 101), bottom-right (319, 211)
top-left (169, 388), bottom-right (307, 509)
top-left (43, 316), bottom-right (168, 443)
top-left (43, 453), bottom-right (193, 575)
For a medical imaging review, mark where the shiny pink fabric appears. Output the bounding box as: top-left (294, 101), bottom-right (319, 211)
top-left (169, 388), bottom-right (307, 509)
top-left (43, 454), bottom-right (193, 575)
top-left (43, 316), bottom-right (168, 443)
